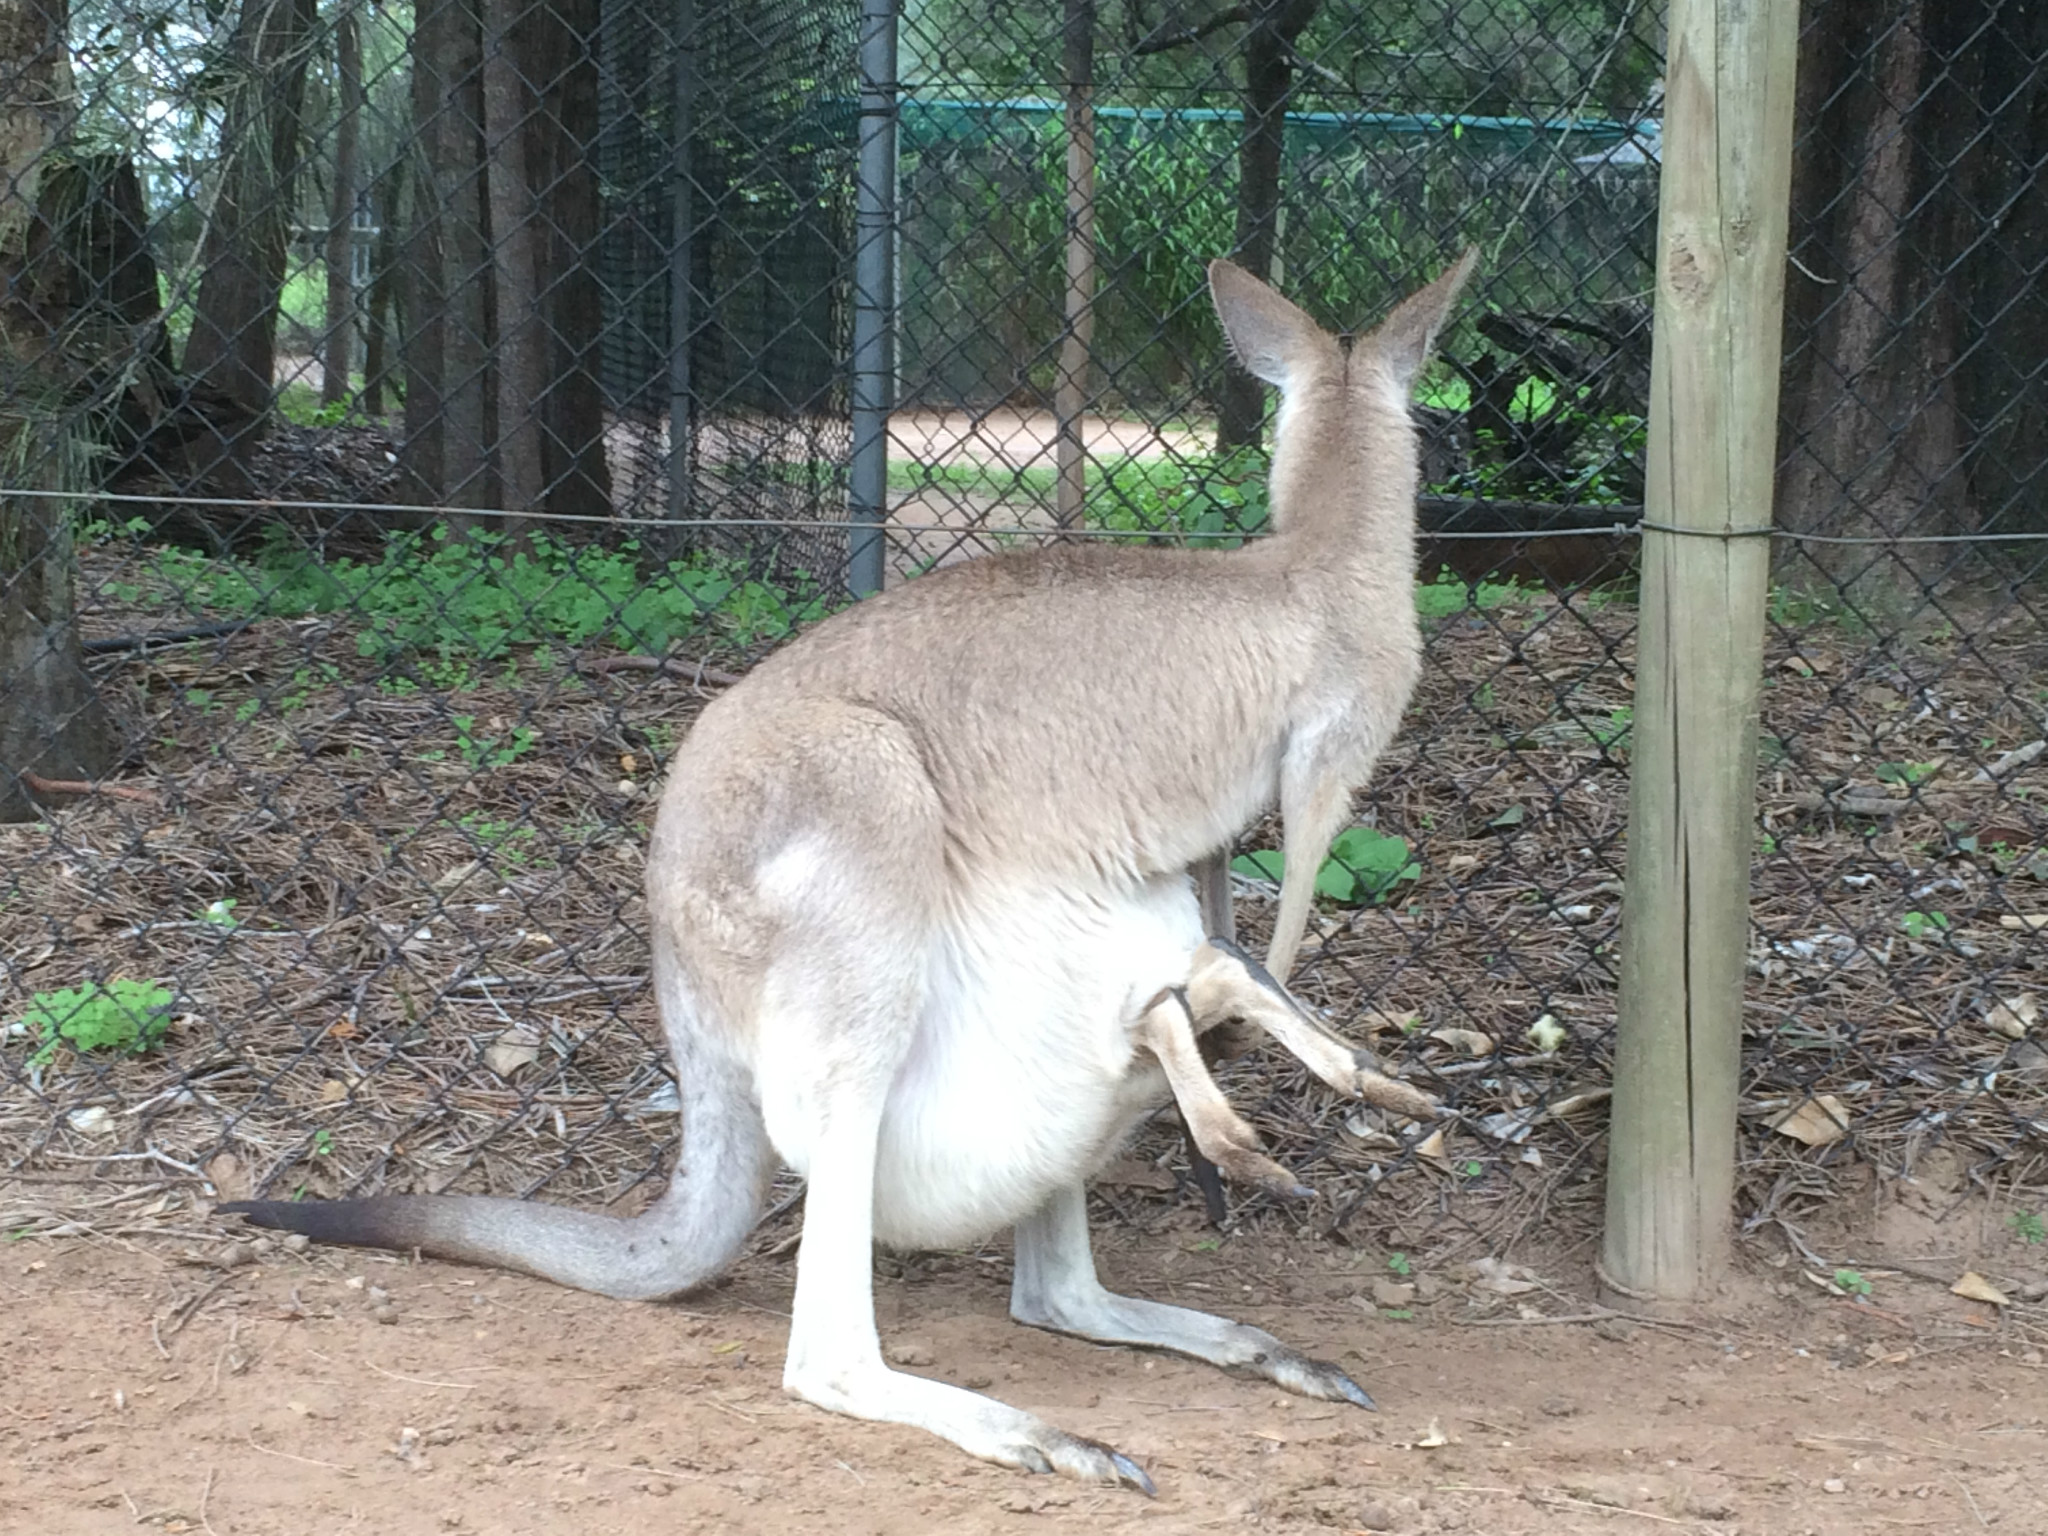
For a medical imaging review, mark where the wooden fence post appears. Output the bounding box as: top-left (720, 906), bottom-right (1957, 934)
top-left (1602, 0), bottom-right (1799, 1300)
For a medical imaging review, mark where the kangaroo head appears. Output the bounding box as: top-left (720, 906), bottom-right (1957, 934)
top-left (1206, 250), bottom-right (1480, 544)
top-left (1207, 248), bottom-right (1479, 403)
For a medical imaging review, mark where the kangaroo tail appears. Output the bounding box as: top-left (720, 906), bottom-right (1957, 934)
top-left (221, 1004), bottom-right (772, 1302)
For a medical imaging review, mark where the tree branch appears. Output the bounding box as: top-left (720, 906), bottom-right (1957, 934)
top-left (1133, 3), bottom-right (1249, 55)
top-left (1283, 41), bottom-right (1347, 91)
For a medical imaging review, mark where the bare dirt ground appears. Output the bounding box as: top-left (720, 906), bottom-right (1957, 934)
top-left (886, 407), bottom-right (1211, 470)
top-left (6, 1221), bottom-right (2047, 1536)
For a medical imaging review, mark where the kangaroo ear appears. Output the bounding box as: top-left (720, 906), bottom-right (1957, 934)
top-left (1208, 259), bottom-right (1330, 390)
top-left (1369, 246), bottom-right (1481, 394)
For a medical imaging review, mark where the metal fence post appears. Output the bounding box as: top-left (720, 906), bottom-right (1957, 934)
top-left (848, 0), bottom-right (898, 598)
top-left (1602, 0), bottom-right (1799, 1301)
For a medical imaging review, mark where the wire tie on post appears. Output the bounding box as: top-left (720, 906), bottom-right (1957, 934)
top-left (1635, 519), bottom-right (1777, 539)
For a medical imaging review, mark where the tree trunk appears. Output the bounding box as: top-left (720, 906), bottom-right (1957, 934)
top-left (1215, 0), bottom-right (1319, 454)
top-left (525, 0), bottom-right (612, 520)
top-left (401, 0), bottom-right (492, 508)
top-left (481, 0), bottom-right (544, 524)
top-left (1945, 0), bottom-right (2048, 536)
top-left (321, 1), bottom-right (362, 410)
top-left (360, 153), bottom-right (406, 417)
top-left (0, 0), bottom-right (116, 822)
top-left (1775, 0), bottom-right (2046, 589)
top-left (182, 0), bottom-right (321, 451)
top-left (1054, 0), bottom-right (1096, 535)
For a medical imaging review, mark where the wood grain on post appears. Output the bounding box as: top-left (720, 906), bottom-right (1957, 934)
top-left (1603, 0), bottom-right (1798, 1300)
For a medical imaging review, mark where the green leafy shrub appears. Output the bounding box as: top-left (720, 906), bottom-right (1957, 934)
top-left (1087, 449), bottom-right (1271, 546)
top-left (111, 526), bottom-right (835, 662)
top-left (17, 980), bottom-right (175, 1067)
top-left (1232, 826), bottom-right (1421, 906)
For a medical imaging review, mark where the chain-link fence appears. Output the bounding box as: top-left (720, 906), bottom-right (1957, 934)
top-left (1, 1), bottom-right (2044, 1273)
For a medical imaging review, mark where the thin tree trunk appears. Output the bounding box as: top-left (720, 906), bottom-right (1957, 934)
top-left (1946, 0), bottom-right (2047, 535)
top-left (360, 153), bottom-right (406, 416)
top-left (481, 0), bottom-right (543, 523)
top-left (0, 0), bottom-right (115, 822)
top-left (1776, 0), bottom-right (1973, 590)
top-left (1054, 0), bottom-right (1096, 536)
top-left (183, 0), bottom-right (321, 437)
top-left (1215, 0), bottom-right (1319, 454)
top-left (526, 0), bottom-right (612, 519)
top-left (321, 1), bottom-right (362, 409)
top-left (402, 0), bottom-right (491, 508)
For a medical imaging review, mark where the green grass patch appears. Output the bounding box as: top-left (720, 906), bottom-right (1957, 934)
top-left (1415, 566), bottom-right (1539, 618)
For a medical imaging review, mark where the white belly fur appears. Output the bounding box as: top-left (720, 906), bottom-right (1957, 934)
top-left (863, 874), bottom-right (1203, 1249)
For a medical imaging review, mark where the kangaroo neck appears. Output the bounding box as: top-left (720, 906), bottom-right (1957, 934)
top-left (1261, 382), bottom-right (1420, 582)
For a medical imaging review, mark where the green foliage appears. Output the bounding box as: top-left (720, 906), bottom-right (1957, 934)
top-left (1426, 380), bottom-right (1648, 507)
top-left (277, 381), bottom-right (353, 429)
top-left (888, 449), bottom-right (1273, 546)
top-left (2008, 1211), bottom-right (2045, 1245)
top-left (109, 526), bottom-right (834, 662)
top-left (1085, 449), bottom-right (1271, 545)
top-left (1899, 910), bottom-right (1951, 941)
top-left (1769, 582), bottom-right (1867, 634)
top-left (1386, 1252), bottom-right (1414, 1277)
top-left (1232, 827), bottom-right (1420, 907)
top-left (278, 264), bottom-right (325, 335)
top-left (1415, 567), bottom-right (1537, 619)
top-left (458, 813), bottom-right (546, 866)
top-left (1833, 1267), bottom-right (1874, 1297)
top-left (1586, 706), bottom-right (1634, 748)
top-left (451, 715), bottom-right (539, 770)
top-left (17, 980), bottom-right (174, 1067)
top-left (1875, 761), bottom-right (1939, 789)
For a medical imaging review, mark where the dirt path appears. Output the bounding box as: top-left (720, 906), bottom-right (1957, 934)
top-left (887, 408), bottom-right (1211, 469)
top-left (5, 1227), bottom-right (2043, 1535)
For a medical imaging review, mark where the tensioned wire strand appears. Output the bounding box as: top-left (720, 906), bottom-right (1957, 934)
top-left (9, 486), bottom-right (2045, 545)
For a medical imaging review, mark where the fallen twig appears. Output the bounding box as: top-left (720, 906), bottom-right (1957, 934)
top-left (578, 652), bottom-right (745, 688)
top-left (23, 771), bottom-right (160, 804)
top-left (161, 1270), bottom-right (238, 1339)
top-left (359, 1358), bottom-right (479, 1390)
top-left (245, 1432), bottom-right (355, 1476)
top-left (83, 619), bottom-right (254, 655)
top-left (1525, 1490), bottom-right (1698, 1526)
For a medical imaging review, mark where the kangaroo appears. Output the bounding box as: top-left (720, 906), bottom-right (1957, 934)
top-left (221, 250), bottom-right (1476, 1493)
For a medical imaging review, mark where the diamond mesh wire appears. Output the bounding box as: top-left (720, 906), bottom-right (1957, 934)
top-left (0, 0), bottom-right (2043, 1262)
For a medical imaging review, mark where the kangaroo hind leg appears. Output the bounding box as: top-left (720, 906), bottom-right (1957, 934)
top-left (751, 708), bottom-right (1150, 1492)
top-left (1011, 1183), bottom-right (1375, 1410)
